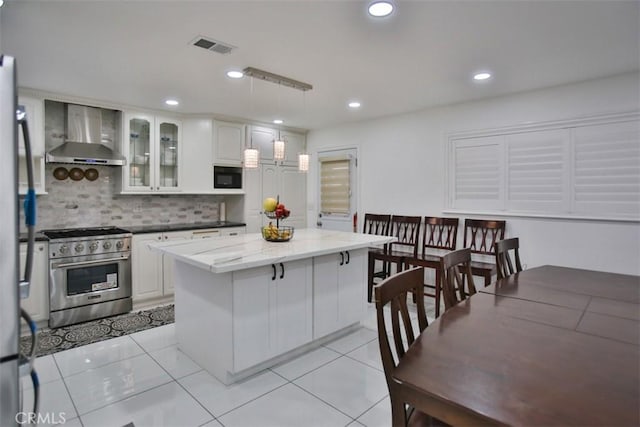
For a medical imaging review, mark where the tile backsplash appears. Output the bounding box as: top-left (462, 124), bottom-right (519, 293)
top-left (23, 99), bottom-right (226, 232)
top-left (26, 164), bottom-right (224, 231)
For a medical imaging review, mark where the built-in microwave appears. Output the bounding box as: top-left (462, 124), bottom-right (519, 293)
top-left (214, 166), bottom-right (243, 189)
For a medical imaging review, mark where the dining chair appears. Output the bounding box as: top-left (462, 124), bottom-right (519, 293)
top-left (404, 217), bottom-right (459, 317)
top-left (374, 267), bottom-right (438, 427)
top-left (440, 248), bottom-right (477, 311)
top-left (364, 213), bottom-right (392, 302)
top-left (368, 215), bottom-right (421, 302)
top-left (463, 219), bottom-right (506, 287)
top-left (495, 237), bottom-right (523, 279)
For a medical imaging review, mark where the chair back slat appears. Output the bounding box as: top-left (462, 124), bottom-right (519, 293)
top-left (363, 213), bottom-right (391, 236)
top-left (441, 248), bottom-right (477, 310)
top-left (495, 237), bottom-right (523, 279)
top-left (463, 219), bottom-right (506, 255)
top-left (389, 215), bottom-right (422, 257)
top-left (423, 217), bottom-right (458, 254)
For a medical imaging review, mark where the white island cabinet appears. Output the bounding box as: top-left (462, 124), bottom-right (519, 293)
top-left (151, 228), bottom-right (394, 384)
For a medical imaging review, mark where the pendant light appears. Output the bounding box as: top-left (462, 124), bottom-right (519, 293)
top-left (244, 146), bottom-right (259, 168)
top-left (243, 77), bottom-right (259, 168)
top-left (274, 138), bottom-right (285, 160)
top-left (298, 153), bottom-right (309, 172)
top-left (273, 90), bottom-right (285, 161)
top-left (298, 90), bottom-right (309, 172)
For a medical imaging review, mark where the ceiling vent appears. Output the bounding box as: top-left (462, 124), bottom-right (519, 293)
top-left (191, 36), bottom-right (235, 55)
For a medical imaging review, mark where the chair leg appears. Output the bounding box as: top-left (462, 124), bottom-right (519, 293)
top-left (367, 252), bottom-right (375, 303)
top-left (389, 396), bottom-right (407, 427)
top-left (405, 262), bottom-right (418, 304)
top-left (435, 268), bottom-right (441, 318)
top-left (484, 272), bottom-right (491, 287)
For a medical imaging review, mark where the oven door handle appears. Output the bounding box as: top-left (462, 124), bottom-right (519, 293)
top-left (52, 256), bottom-right (130, 269)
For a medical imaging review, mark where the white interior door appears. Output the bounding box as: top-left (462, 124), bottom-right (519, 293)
top-left (317, 148), bottom-right (357, 232)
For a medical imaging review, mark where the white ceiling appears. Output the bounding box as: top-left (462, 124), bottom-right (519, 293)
top-left (1, 0), bottom-right (638, 130)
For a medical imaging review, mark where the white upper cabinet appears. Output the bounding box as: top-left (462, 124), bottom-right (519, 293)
top-left (181, 118), bottom-right (214, 193)
top-left (18, 95), bottom-right (46, 195)
top-left (246, 125), bottom-right (306, 166)
top-left (121, 112), bottom-right (182, 193)
top-left (280, 130), bottom-right (306, 166)
top-left (214, 121), bottom-right (244, 166)
top-left (18, 96), bottom-right (45, 155)
top-left (248, 125), bottom-right (277, 163)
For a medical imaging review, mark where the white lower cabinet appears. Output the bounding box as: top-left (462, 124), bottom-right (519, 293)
top-left (232, 258), bottom-right (312, 372)
top-left (313, 249), bottom-right (365, 339)
top-left (161, 231), bottom-right (193, 296)
top-left (19, 242), bottom-right (49, 322)
top-left (132, 227), bottom-right (246, 304)
top-left (131, 230), bottom-right (198, 301)
top-left (132, 233), bottom-right (164, 301)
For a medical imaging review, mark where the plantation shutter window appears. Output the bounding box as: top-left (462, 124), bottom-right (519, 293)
top-left (573, 121), bottom-right (640, 216)
top-left (506, 129), bottom-right (569, 213)
top-left (451, 136), bottom-right (503, 211)
top-left (320, 157), bottom-right (351, 215)
top-left (447, 114), bottom-right (639, 221)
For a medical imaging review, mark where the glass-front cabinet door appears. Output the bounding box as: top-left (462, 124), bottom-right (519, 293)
top-left (122, 113), bottom-right (181, 193)
top-left (157, 118), bottom-right (180, 191)
top-left (125, 113), bottom-right (155, 191)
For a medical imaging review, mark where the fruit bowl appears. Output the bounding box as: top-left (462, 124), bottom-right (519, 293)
top-left (262, 225), bottom-right (294, 242)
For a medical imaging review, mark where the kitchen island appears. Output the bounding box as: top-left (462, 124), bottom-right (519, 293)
top-left (152, 228), bottom-right (394, 384)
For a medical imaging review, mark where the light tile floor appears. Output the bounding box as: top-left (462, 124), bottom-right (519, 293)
top-left (21, 301), bottom-right (437, 427)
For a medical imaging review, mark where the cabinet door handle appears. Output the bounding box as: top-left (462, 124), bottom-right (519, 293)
top-left (339, 252), bottom-right (344, 266)
top-left (157, 186), bottom-right (160, 190)
top-left (345, 251), bottom-right (350, 264)
top-left (150, 187), bottom-right (153, 190)
top-left (271, 264), bottom-right (276, 281)
top-left (279, 263), bottom-right (285, 279)
top-left (157, 236), bottom-right (162, 240)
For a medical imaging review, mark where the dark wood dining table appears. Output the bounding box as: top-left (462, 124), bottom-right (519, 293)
top-left (392, 265), bottom-right (640, 426)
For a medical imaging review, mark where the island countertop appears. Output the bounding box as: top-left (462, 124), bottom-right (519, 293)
top-left (150, 228), bottom-right (394, 274)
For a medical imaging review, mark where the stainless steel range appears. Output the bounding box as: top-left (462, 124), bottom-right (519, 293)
top-left (42, 226), bottom-right (132, 328)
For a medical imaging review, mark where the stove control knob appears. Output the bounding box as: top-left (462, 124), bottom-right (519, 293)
top-left (116, 241), bottom-right (124, 250)
top-left (59, 245), bottom-right (69, 255)
top-left (75, 243), bottom-right (85, 253)
top-left (89, 242), bottom-right (99, 252)
top-left (103, 241), bottom-right (112, 250)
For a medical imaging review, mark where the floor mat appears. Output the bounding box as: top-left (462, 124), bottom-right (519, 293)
top-left (20, 304), bottom-right (174, 357)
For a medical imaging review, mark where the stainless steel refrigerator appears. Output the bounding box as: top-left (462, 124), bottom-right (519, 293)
top-left (0, 55), bottom-right (38, 426)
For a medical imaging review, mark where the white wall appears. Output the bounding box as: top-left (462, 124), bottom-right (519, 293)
top-left (306, 72), bottom-right (640, 275)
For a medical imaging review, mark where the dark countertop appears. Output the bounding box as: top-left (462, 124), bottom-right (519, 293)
top-left (19, 222), bottom-right (246, 242)
top-left (127, 221), bottom-right (246, 235)
top-left (19, 232), bottom-right (49, 243)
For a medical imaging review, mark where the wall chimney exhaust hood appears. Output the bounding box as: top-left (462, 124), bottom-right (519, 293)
top-left (46, 104), bottom-right (126, 166)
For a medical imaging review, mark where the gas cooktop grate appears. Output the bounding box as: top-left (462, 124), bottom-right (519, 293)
top-left (42, 227), bottom-right (131, 239)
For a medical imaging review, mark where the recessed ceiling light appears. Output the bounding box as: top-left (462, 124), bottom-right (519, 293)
top-left (368, 1), bottom-right (394, 17)
top-left (348, 101), bottom-right (361, 108)
top-left (227, 70), bottom-right (244, 79)
top-left (273, 119), bottom-right (283, 124)
top-left (165, 99), bottom-right (179, 106)
top-left (473, 72), bottom-right (492, 81)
